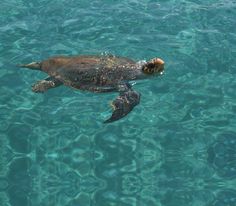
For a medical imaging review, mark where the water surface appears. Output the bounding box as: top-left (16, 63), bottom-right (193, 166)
top-left (0, 0), bottom-right (236, 206)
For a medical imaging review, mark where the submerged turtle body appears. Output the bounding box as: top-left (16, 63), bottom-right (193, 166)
top-left (20, 55), bottom-right (165, 123)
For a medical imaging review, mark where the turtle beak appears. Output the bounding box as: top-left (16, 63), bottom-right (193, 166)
top-left (155, 58), bottom-right (165, 65)
top-left (153, 58), bottom-right (165, 73)
top-left (18, 62), bottom-right (41, 70)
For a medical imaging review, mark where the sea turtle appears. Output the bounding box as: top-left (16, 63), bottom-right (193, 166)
top-left (19, 55), bottom-right (164, 123)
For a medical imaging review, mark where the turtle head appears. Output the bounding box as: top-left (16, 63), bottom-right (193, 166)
top-left (142, 58), bottom-right (164, 75)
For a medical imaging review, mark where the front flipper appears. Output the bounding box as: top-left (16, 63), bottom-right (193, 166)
top-left (32, 77), bottom-right (62, 93)
top-left (104, 82), bottom-right (141, 123)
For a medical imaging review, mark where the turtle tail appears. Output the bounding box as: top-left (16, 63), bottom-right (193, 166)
top-left (18, 62), bottom-right (41, 70)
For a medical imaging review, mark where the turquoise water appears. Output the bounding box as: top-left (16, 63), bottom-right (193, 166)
top-left (0, 0), bottom-right (236, 205)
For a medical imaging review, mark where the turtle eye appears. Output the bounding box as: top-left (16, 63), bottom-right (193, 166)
top-left (148, 63), bottom-right (155, 69)
top-left (147, 63), bottom-right (155, 73)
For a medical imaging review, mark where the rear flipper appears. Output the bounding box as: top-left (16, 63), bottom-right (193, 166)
top-left (104, 82), bottom-right (141, 123)
top-left (32, 77), bottom-right (62, 93)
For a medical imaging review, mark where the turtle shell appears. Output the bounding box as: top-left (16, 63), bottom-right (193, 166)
top-left (40, 55), bottom-right (137, 88)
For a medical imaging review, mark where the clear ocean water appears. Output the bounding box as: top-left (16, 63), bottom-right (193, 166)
top-left (0, 0), bottom-right (236, 206)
